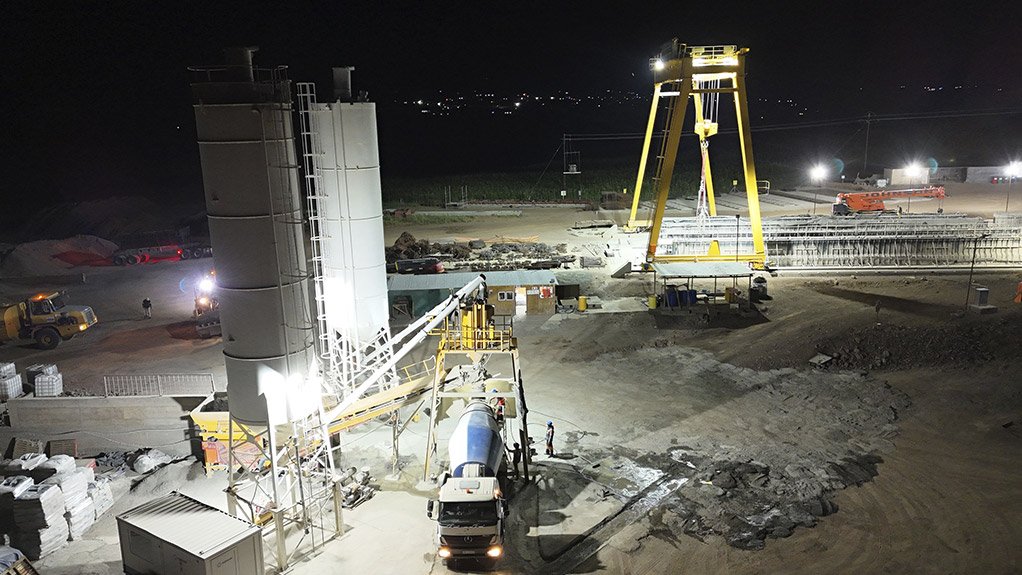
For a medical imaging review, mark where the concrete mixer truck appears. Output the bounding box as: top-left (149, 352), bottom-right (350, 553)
top-left (427, 400), bottom-right (508, 564)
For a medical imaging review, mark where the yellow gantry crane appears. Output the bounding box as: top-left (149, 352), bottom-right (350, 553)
top-left (626, 41), bottom-right (766, 266)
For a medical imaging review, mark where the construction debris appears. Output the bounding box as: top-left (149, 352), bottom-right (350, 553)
top-left (127, 449), bottom-right (173, 474)
top-left (572, 219), bottom-right (616, 229)
top-left (808, 353), bottom-right (834, 368)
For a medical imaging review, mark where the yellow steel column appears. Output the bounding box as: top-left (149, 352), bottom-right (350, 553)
top-left (628, 83), bottom-right (663, 228)
top-left (691, 89), bottom-right (717, 216)
top-left (625, 83), bottom-right (666, 227)
top-left (645, 79), bottom-right (693, 262)
top-left (732, 67), bottom-right (765, 260)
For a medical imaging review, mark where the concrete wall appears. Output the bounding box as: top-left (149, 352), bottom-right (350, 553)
top-left (965, 166), bottom-right (1006, 184)
top-left (883, 168), bottom-right (930, 186)
top-left (3, 394), bottom-right (206, 457)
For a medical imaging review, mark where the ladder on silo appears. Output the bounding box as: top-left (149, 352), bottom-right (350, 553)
top-left (296, 82), bottom-right (343, 384)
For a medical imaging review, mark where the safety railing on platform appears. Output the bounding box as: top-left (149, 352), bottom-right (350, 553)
top-left (102, 373), bottom-right (215, 397)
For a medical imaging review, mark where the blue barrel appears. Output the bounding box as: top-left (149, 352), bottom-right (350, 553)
top-left (665, 286), bottom-right (679, 307)
top-left (687, 289), bottom-right (698, 304)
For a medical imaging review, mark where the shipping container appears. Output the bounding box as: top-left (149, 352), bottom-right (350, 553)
top-left (117, 492), bottom-right (263, 575)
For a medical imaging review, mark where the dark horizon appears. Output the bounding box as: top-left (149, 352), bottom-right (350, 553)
top-left (4, 1), bottom-right (1021, 227)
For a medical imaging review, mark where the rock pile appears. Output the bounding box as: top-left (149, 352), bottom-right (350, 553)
top-left (385, 232), bottom-right (471, 263)
top-left (822, 318), bottom-right (1017, 370)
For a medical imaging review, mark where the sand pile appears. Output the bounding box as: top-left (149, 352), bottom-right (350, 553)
top-left (0, 235), bottom-right (117, 277)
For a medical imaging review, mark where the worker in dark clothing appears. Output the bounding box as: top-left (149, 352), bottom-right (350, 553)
top-left (142, 297), bottom-right (152, 319)
top-left (545, 421), bottom-right (555, 456)
top-left (511, 443), bottom-right (522, 480)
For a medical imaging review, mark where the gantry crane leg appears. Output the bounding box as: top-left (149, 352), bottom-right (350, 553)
top-left (732, 69), bottom-right (765, 258)
top-left (627, 84), bottom-right (663, 229)
top-left (645, 80), bottom-right (693, 262)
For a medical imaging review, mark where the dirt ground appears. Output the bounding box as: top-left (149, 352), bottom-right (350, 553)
top-left (3, 201), bottom-right (1020, 574)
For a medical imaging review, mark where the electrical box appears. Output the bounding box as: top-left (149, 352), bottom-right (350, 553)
top-left (117, 492), bottom-right (263, 575)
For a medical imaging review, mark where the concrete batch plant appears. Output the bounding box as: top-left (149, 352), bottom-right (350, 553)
top-left (186, 47), bottom-right (399, 570)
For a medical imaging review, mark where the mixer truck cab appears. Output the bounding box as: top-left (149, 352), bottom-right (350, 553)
top-left (427, 400), bottom-right (508, 563)
top-left (1, 291), bottom-right (98, 349)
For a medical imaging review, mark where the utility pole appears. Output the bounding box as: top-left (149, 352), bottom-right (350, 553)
top-left (863, 112), bottom-right (873, 176)
top-left (1006, 172), bottom-right (1016, 213)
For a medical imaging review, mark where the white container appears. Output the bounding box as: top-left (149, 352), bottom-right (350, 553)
top-left (0, 363), bottom-right (16, 378)
top-left (34, 373), bottom-right (63, 397)
top-left (1, 374), bottom-right (22, 400)
top-left (117, 492), bottom-right (263, 575)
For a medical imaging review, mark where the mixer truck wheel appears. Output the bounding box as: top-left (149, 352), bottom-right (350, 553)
top-left (34, 327), bottom-right (60, 350)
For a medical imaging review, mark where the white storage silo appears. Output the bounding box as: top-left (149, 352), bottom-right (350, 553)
top-left (310, 99), bottom-right (390, 356)
top-left (191, 48), bottom-right (317, 426)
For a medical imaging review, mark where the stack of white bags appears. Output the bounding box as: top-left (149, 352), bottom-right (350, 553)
top-left (87, 477), bottom-right (114, 519)
top-left (42, 465), bottom-right (95, 540)
top-left (11, 484), bottom-right (68, 559)
top-left (4, 453), bottom-right (47, 476)
top-left (0, 475), bottom-right (34, 541)
top-left (44, 467), bottom-right (95, 539)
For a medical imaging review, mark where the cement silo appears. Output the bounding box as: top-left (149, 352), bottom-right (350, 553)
top-left (308, 71), bottom-right (390, 362)
top-left (190, 47), bottom-right (317, 426)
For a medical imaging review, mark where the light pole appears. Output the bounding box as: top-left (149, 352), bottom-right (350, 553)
top-left (1005, 161), bottom-right (1021, 212)
top-left (809, 165), bottom-right (826, 216)
top-left (965, 233), bottom-right (990, 309)
top-left (735, 214), bottom-right (741, 261)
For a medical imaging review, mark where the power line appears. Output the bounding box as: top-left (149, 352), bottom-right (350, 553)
top-left (563, 107), bottom-right (1022, 142)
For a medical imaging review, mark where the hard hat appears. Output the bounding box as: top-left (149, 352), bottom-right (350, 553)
top-left (547, 420), bottom-right (553, 426)
top-left (491, 389), bottom-right (498, 393)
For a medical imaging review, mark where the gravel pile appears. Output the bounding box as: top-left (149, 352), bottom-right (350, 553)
top-left (0, 235), bottom-right (117, 277)
top-left (821, 318), bottom-right (1017, 370)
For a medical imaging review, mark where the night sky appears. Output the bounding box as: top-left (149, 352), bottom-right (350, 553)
top-left (4, 1), bottom-right (1021, 226)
